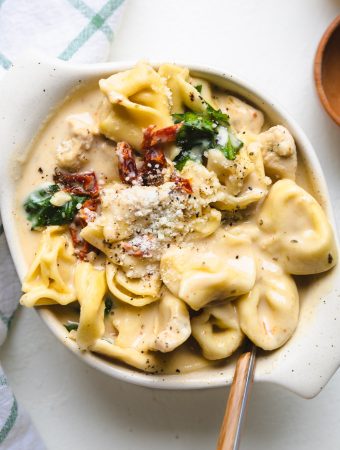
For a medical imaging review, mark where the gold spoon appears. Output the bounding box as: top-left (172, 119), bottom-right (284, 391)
top-left (216, 344), bottom-right (256, 450)
top-left (314, 15), bottom-right (340, 125)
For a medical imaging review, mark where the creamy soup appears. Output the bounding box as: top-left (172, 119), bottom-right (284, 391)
top-left (16, 62), bottom-right (337, 374)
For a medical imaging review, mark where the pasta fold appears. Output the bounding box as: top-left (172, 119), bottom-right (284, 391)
top-left (236, 255), bottom-right (299, 350)
top-left (258, 179), bottom-right (337, 275)
top-left (20, 226), bottom-right (77, 307)
top-left (75, 262), bottom-right (106, 349)
top-left (158, 64), bottom-right (207, 113)
top-left (106, 262), bottom-right (161, 307)
top-left (99, 62), bottom-right (172, 150)
top-left (207, 143), bottom-right (270, 211)
top-left (90, 288), bottom-right (190, 372)
top-left (160, 228), bottom-right (256, 310)
top-left (191, 302), bottom-right (244, 360)
top-left (214, 94), bottom-right (264, 134)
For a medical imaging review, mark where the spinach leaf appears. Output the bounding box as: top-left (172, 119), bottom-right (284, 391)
top-left (173, 104), bottom-right (242, 170)
top-left (64, 322), bottom-right (79, 332)
top-left (104, 297), bottom-right (113, 316)
top-left (24, 184), bottom-right (87, 229)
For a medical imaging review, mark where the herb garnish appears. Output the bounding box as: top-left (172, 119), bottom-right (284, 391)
top-left (64, 322), bottom-right (79, 332)
top-left (24, 184), bottom-right (87, 229)
top-left (173, 104), bottom-right (243, 170)
top-left (104, 297), bottom-right (113, 316)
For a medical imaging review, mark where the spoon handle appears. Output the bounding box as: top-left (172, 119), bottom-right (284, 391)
top-left (216, 345), bottom-right (256, 450)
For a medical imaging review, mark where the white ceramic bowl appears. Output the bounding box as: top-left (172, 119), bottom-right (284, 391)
top-left (1, 52), bottom-right (340, 398)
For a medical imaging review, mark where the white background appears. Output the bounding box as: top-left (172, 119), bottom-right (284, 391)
top-left (2, 0), bottom-right (340, 449)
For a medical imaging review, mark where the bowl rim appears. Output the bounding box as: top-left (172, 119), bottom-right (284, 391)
top-left (1, 51), bottom-right (340, 397)
top-left (314, 15), bottom-right (340, 126)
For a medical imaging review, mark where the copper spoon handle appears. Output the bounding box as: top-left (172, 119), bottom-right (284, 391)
top-left (216, 345), bottom-right (256, 450)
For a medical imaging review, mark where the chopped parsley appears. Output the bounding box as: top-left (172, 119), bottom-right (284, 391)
top-left (195, 84), bottom-right (203, 93)
top-left (64, 321), bottom-right (79, 332)
top-left (104, 297), bottom-right (113, 316)
top-left (24, 184), bottom-right (87, 229)
top-left (173, 104), bottom-right (243, 170)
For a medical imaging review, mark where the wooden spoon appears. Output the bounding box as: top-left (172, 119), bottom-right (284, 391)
top-left (314, 15), bottom-right (340, 125)
top-left (217, 345), bottom-right (256, 450)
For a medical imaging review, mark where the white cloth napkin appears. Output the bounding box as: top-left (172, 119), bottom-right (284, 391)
top-left (0, 0), bottom-right (127, 448)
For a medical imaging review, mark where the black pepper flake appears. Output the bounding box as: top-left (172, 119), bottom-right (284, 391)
top-left (176, 369), bottom-right (181, 373)
top-left (259, 219), bottom-right (263, 226)
top-left (290, 239), bottom-right (298, 243)
top-left (328, 253), bottom-right (333, 264)
top-left (38, 167), bottom-right (43, 174)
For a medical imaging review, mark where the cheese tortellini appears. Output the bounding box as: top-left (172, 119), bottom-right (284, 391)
top-left (19, 62), bottom-right (337, 375)
top-left (106, 262), bottom-right (161, 307)
top-left (236, 255), bottom-right (299, 350)
top-left (160, 229), bottom-right (256, 310)
top-left (90, 288), bottom-right (191, 372)
top-left (20, 226), bottom-right (77, 307)
top-left (215, 94), bottom-right (264, 134)
top-left (258, 179), bottom-right (337, 275)
top-left (192, 303), bottom-right (244, 360)
top-left (75, 262), bottom-right (106, 349)
top-left (99, 62), bottom-right (172, 150)
top-left (158, 64), bottom-right (207, 113)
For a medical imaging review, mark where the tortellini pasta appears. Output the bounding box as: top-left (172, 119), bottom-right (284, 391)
top-left (214, 94), bottom-right (264, 134)
top-left (90, 288), bottom-right (191, 372)
top-left (258, 179), bottom-right (337, 275)
top-left (160, 229), bottom-right (256, 310)
top-left (180, 161), bottom-right (221, 206)
top-left (99, 62), bottom-right (172, 149)
top-left (207, 143), bottom-right (270, 211)
top-left (191, 302), bottom-right (244, 360)
top-left (106, 262), bottom-right (161, 307)
top-left (20, 226), bottom-right (77, 307)
top-left (90, 339), bottom-right (161, 373)
top-left (75, 262), bottom-right (106, 349)
top-left (158, 64), bottom-right (207, 113)
top-left (236, 255), bottom-right (299, 350)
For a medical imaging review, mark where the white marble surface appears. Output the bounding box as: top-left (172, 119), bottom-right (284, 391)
top-left (2, 0), bottom-right (340, 449)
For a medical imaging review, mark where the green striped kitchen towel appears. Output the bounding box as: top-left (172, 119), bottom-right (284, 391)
top-left (0, 0), bottom-right (127, 448)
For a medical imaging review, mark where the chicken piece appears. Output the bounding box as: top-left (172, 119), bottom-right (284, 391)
top-left (257, 125), bottom-right (297, 180)
top-left (56, 113), bottom-right (98, 171)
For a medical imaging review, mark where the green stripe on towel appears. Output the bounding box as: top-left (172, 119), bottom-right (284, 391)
top-left (0, 52), bottom-right (12, 70)
top-left (59, 0), bottom-right (125, 60)
top-left (66, 0), bottom-right (113, 41)
top-left (0, 398), bottom-right (18, 444)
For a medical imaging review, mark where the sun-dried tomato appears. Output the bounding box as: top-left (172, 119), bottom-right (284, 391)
top-left (170, 174), bottom-right (193, 194)
top-left (116, 141), bottom-right (139, 184)
top-left (77, 198), bottom-right (99, 224)
top-left (141, 147), bottom-right (167, 186)
top-left (69, 197), bottom-right (99, 260)
top-left (69, 223), bottom-right (91, 260)
top-left (142, 124), bottom-right (182, 149)
top-left (121, 239), bottom-right (153, 258)
top-left (54, 169), bottom-right (99, 198)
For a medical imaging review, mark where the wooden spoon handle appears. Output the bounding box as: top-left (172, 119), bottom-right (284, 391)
top-left (216, 346), bottom-right (256, 450)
